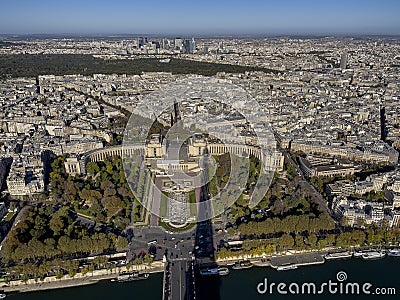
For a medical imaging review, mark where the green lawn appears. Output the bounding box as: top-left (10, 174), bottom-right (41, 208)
top-left (160, 191), bottom-right (169, 217)
top-left (2, 211), bottom-right (16, 222)
top-left (159, 220), bottom-right (196, 233)
top-left (189, 190), bottom-right (197, 216)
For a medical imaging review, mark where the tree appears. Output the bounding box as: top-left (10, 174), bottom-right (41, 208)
top-left (117, 186), bottom-right (130, 198)
top-left (51, 156), bottom-right (66, 174)
top-left (104, 160), bottom-right (116, 175)
top-left (56, 270), bottom-right (64, 280)
top-left (316, 238), bottom-right (327, 250)
top-left (115, 236), bottom-right (128, 251)
top-left (279, 233), bottom-right (294, 250)
top-left (226, 227), bottom-right (235, 236)
top-left (81, 266), bottom-right (89, 276)
top-left (143, 253), bottom-right (153, 267)
top-left (306, 233), bottom-right (318, 248)
top-left (58, 236), bottom-right (72, 253)
top-left (21, 274), bottom-right (29, 283)
top-left (89, 264), bottom-right (95, 276)
top-left (102, 196), bottom-right (124, 217)
top-left (49, 214), bottom-right (66, 235)
top-left (93, 256), bottom-right (109, 269)
top-left (86, 162), bottom-right (100, 175)
top-left (65, 260), bottom-right (79, 277)
top-left (133, 257), bottom-right (144, 270)
top-left (294, 234), bottom-right (305, 250)
top-left (63, 180), bottom-right (77, 202)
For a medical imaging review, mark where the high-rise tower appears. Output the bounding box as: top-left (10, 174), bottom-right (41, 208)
top-left (340, 52), bottom-right (348, 69)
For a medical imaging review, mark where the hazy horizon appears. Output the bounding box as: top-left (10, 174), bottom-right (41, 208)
top-left (1, 33), bottom-right (400, 39)
top-left (0, 0), bottom-right (399, 36)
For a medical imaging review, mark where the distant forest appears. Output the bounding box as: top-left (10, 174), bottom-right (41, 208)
top-left (0, 54), bottom-right (277, 78)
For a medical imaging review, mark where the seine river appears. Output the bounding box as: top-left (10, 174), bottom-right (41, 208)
top-left (8, 257), bottom-right (400, 300)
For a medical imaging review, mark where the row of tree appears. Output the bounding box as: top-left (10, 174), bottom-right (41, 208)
top-left (6, 259), bottom-right (80, 282)
top-left (3, 231), bottom-right (128, 263)
top-left (4, 253), bottom-right (155, 283)
top-left (217, 226), bottom-right (400, 259)
top-left (237, 213), bottom-right (335, 237)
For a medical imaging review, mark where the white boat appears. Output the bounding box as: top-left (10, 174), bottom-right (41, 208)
top-left (388, 249), bottom-right (400, 257)
top-left (114, 271), bottom-right (149, 282)
top-left (277, 264), bottom-right (298, 271)
top-left (253, 258), bottom-right (270, 267)
top-left (116, 274), bottom-right (131, 281)
top-left (0, 294), bottom-right (6, 299)
top-left (200, 266), bottom-right (229, 276)
top-left (325, 251), bottom-right (353, 260)
top-left (231, 260), bottom-right (253, 270)
top-left (362, 251), bottom-right (386, 260)
top-left (353, 250), bottom-right (364, 257)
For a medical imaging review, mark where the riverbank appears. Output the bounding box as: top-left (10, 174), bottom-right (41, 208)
top-left (216, 251), bottom-right (325, 269)
top-left (214, 245), bottom-right (397, 269)
top-left (2, 262), bottom-right (164, 294)
top-left (4, 245), bottom-right (396, 294)
top-left (8, 257), bottom-right (400, 300)
top-left (270, 252), bottom-right (324, 268)
top-left (4, 273), bottom-right (115, 294)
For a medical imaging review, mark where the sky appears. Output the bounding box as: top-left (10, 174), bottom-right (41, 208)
top-left (0, 0), bottom-right (399, 36)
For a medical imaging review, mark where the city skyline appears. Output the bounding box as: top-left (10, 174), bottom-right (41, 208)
top-left (0, 0), bottom-right (400, 36)
top-left (1, 4), bottom-right (400, 297)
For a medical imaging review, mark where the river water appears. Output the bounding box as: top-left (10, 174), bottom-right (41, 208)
top-left (9, 257), bottom-right (400, 300)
